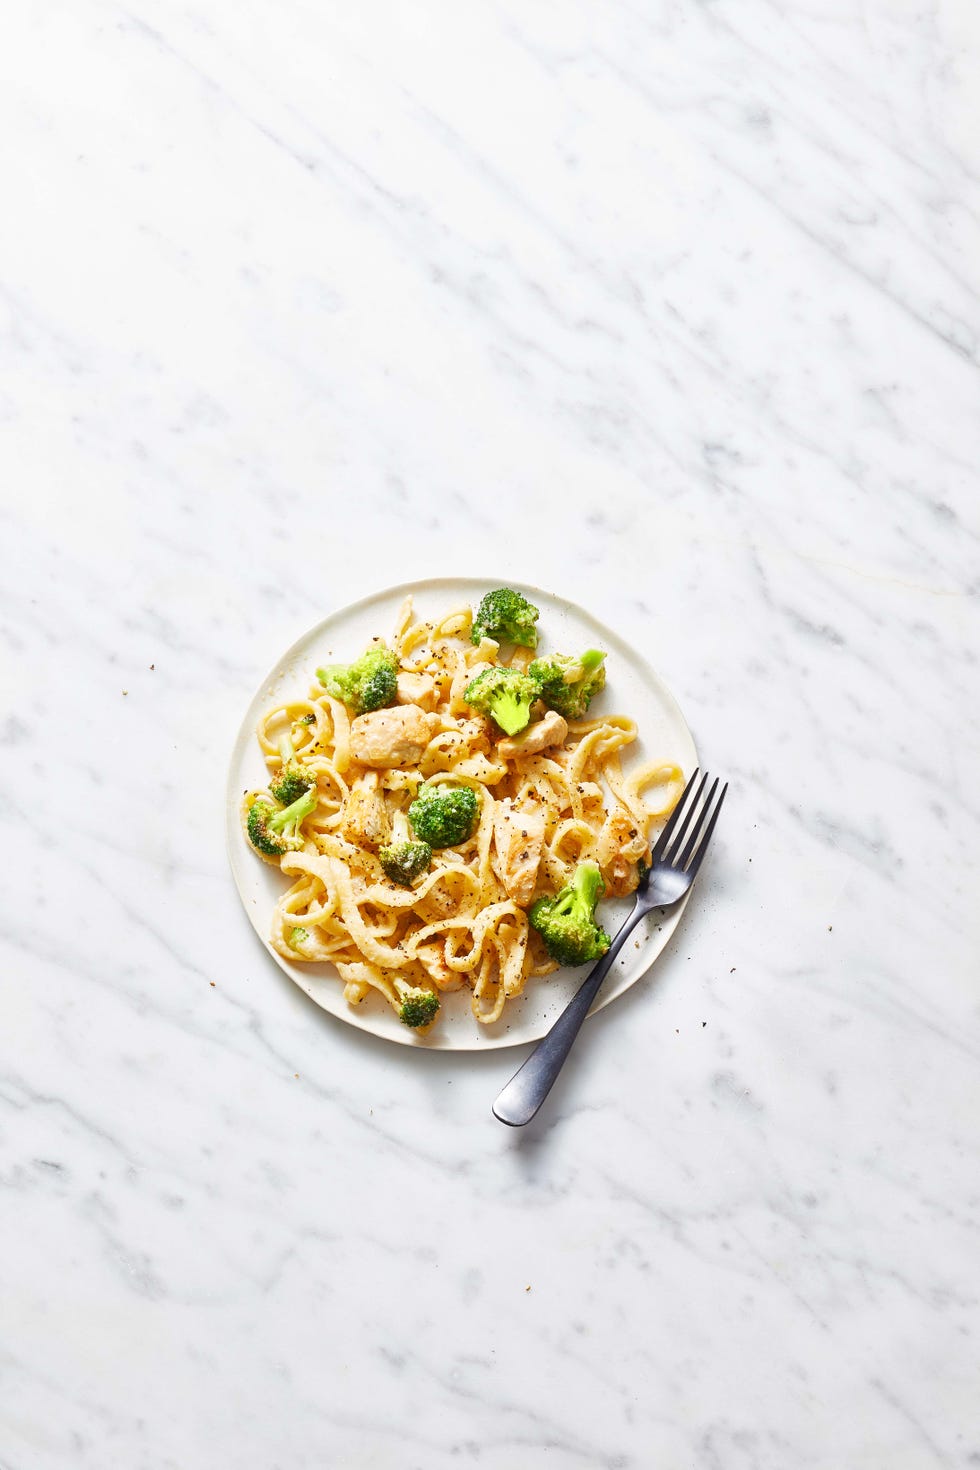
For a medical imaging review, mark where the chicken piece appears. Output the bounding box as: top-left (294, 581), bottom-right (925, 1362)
top-left (396, 671), bottom-right (439, 712)
top-left (596, 806), bottom-right (649, 897)
top-left (338, 771), bottom-right (390, 850)
top-left (414, 943), bottom-right (464, 992)
top-left (349, 704), bottom-right (437, 768)
top-left (493, 801), bottom-right (546, 907)
top-left (497, 709), bottom-right (568, 762)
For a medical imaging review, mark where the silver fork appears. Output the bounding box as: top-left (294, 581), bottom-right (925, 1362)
top-left (492, 770), bottom-right (727, 1127)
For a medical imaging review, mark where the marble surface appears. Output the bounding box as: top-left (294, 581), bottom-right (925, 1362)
top-left (2, 1), bottom-right (978, 1465)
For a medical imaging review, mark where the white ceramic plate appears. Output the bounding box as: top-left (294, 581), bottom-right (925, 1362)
top-left (226, 578), bottom-right (698, 1050)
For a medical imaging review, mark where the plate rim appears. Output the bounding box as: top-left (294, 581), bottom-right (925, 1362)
top-left (225, 576), bottom-right (698, 1051)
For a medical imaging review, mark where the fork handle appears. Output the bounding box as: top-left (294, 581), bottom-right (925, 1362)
top-left (492, 907), bottom-right (647, 1127)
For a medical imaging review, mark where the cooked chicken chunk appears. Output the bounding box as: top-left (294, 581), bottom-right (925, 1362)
top-left (338, 771), bottom-right (390, 850)
top-left (497, 709), bottom-right (568, 762)
top-left (349, 704), bottom-right (437, 768)
top-left (596, 806), bottom-right (648, 897)
top-left (493, 801), bottom-right (546, 906)
top-left (396, 672), bottom-right (439, 712)
top-left (414, 943), bottom-right (464, 991)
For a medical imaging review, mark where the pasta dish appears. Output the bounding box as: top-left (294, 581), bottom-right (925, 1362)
top-left (242, 588), bottom-right (683, 1033)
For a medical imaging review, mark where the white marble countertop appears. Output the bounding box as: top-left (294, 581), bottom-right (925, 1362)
top-left (3, 3), bottom-right (978, 1466)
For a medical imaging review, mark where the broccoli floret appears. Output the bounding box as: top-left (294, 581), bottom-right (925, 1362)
top-left (529, 860), bottom-right (611, 966)
top-left (288, 926), bottom-right (310, 950)
top-left (316, 643), bottom-right (398, 714)
top-left (529, 649), bottom-right (606, 720)
top-left (271, 763), bottom-right (315, 805)
top-left (408, 782), bottom-right (480, 848)
top-left (246, 787), bottom-right (318, 857)
top-left (394, 980), bottom-right (441, 1029)
top-left (379, 811), bottom-right (432, 887)
top-left (463, 666), bottom-right (539, 736)
top-left (471, 588), bottom-right (540, 648)
top-left (269, 734), bottom-right (318, 806)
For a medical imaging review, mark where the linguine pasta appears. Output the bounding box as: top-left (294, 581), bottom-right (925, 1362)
top-left (243, 596), bottom-right (684, 1029)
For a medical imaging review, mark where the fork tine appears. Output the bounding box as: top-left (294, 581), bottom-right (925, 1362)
top-left (676, 776), bottom-right (719, 869)
top-left (655, 764), bottom-right (708, 864)
top-left (648, 768), bottom-right (701, 866)
top-left (683, 781), bottom-right (727, 877)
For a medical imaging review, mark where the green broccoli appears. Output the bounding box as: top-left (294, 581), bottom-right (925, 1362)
top-left (316, 643), bottom-right (398, 714)
top-left (529, 649), bottom-right (607, 720)
top-left (287, 926), bottom-right (311, 950)
top-left (393, 980), bottom-right (441, 1029)
top-left (379, 811), bottom-right (432, 887)
top-left (246, 786), bottom-right (318, 857)
top-left (529, 860), bottom-right (611, 967)
top-left (471, 588), bottom-right (540, 648)
top-left (463, 666), bottom-right (540, 736)
top-left (408, 782), bottom-right (480, 848)
top-left (269, 734), bottom-right (318, 806)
